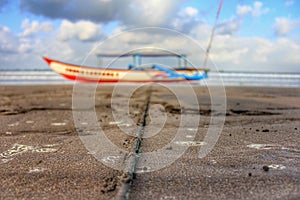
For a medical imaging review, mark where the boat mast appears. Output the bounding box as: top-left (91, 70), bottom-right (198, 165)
top-left (203, 0), bottom-right (223, 68)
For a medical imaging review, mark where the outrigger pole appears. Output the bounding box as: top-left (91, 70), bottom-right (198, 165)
top-left (96, 52), bottom-right (188, 69)
top-left (203, 0), bottom-right (223, 68)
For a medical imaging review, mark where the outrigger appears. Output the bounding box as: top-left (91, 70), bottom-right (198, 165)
top-left (43, 52), bottom-right (209, 83)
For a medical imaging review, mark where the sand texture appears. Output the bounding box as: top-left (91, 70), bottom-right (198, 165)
top-left (0, 85), bottom-right (299, 199)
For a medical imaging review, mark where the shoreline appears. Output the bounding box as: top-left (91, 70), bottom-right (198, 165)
top-left (1, 70), bottom-right (299, 88)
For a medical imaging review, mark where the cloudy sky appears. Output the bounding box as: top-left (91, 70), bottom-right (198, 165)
top-left (0, 0), bottom-right (299, 72)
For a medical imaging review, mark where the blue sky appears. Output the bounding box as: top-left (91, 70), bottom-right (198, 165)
top-left (0, 0), bottom-right (299, 72)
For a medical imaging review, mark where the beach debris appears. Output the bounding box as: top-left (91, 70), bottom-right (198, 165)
top-left (121, 123), bottom-right (132, 127)
top-left (0, 144), bottom-right (35, 159)
top-left (119, 173), bottom-right (131, 183)
top-left (33, 148), bottom-right (57, 153)
top-left (210, 160), bottom-right (217, 164)
top-left (160, 195), bottom-right (176, 200)
top-left (123, 138), bottom-right (135, 149)
top-left (1, 158), bottom-right (13, 163)
top-left (262, 164), bottom-right (286, 171)
top-left (101, 155), bottom-right (122, 164)
top-left (25, 121), bottom-right (34, 124)
top-left (109, 121), bottom-right (122, 125)
top-left (43, 143), bottom-right (61, 148)
top-left (136, 166), bottom-right (151, 173)
top-left (5, 131), bottom-right (12, 135)
top-left (100, 177), bottom-right (118, 193)
top-left (174, 141), bottom-right (206, 146)
top-left (268, 164), bottom-right (286, 170)
top-left (262, 165), bottom-right (269, 172)
top-left (0, 143), bottom-right (59, 163)
top-left (51, 122), bottom-right (66, 126)
top-left (109, 121), bottom-right (131, 127)
top-left (246, 143), bottom-right (279, 150)
top-left (8, 122), bottom-right (19, 127)
top-left (28, 167), bottom-right (47, 173)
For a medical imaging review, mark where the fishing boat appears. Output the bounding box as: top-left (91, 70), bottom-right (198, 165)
top-left (43, 0), bottom-right (224, 84)
top-left (43, 52), bottom-right (209, 83)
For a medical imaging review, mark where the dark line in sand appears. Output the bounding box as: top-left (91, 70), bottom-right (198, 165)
top-left (0, 107), bottom-right (72, 115)
top-left (115, 86), bottom-right (152, 200)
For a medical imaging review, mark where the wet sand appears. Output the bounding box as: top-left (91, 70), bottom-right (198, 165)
top-left (0, 85), bottom-right (299, 199)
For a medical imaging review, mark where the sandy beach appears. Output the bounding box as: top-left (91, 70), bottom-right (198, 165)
top-left (0, 84), bottom-right (299, 199)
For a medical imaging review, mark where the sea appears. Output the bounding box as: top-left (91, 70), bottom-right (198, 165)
top-left (0, 70), bottom-right (299, 87)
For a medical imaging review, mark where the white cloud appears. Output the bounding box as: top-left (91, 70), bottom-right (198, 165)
top-left (0, 20), bottom-right (100, 69)
top-left (237, 5), bottom-right (252, 16)
top-left (209, 35), bottom-right (300, 72)
top-left (186, 23), bottom-right (300, 72)
top-left (217, 18), bottom-right (241, 35)
top-left (0, 25), bottom-right (18, 54)
top-left (227, 1), bottom-right (270, 36)
top-left (179, 7), bottom-right (198, 18)
top-left (20, 18), bottom-right (53, 37)
top-left (57, 20), bottom-right (103, 42)
top-left (273, 17), bottom-right (300, 36)
top-left (20, 0), bottom-right (184, 27)
top-left (123, 0), bottom-right (183, 27)
top-left (237, 1), bottom-right (269, 17)
top-left (1, 22), bottom-right (300, 72)
top-left (94, 25), bottom-right (300, 72)
top-left (252, 1), bottom-right (269, 17)
top-left (172, 6), bottom-right (201, 33)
